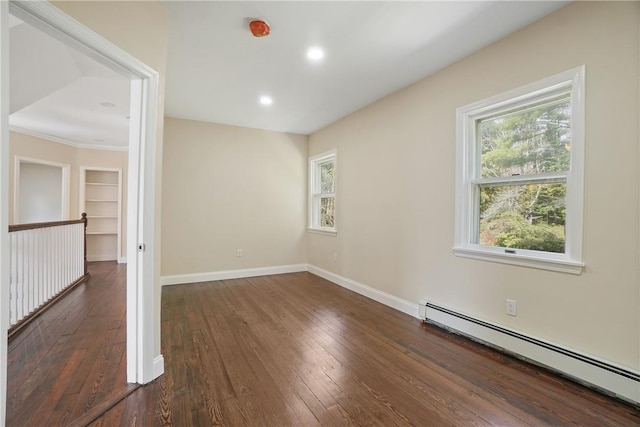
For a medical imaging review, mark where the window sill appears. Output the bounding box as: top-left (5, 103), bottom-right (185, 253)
top-left (453, 247), bottom-right (584, 275)
top-left (308, 228), bottom-right (337, 237)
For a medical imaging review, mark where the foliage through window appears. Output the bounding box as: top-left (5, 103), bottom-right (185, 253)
top-left (309, 150), bottom-right (336, 233)
top-left (454, 67), bottom-right (585, 273)
top-left (478, 96), bottom-right (569, 253)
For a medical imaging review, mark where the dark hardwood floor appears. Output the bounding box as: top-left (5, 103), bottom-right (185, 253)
top-left (7, 261), bottom-right (135, 427)
top-left (85, 271), bottom-right (638, 426)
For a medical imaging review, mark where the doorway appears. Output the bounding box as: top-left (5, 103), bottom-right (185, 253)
top-left (0, 1), bottom-right (162, 424)
top-left (14, 156), bottom-right (70, 224)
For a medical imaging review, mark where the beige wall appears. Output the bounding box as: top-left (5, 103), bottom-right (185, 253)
top-left (308, 2), bottom-right (640, 370)
top-left (9, 131), bottom-right (128, 258)
top-left (162, 117), bottom-right (308, 275)
top-left (51, 0), bottom-right (168, 362)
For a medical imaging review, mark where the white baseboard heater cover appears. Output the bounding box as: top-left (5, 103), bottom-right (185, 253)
top-left (420, 300), bottom-right (640, 406)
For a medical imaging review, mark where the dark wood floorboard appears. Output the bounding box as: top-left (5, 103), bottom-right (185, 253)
top-left (88, 272), bottom-right (639, 426)
top-left (7, 261), bottom-right (136, 427)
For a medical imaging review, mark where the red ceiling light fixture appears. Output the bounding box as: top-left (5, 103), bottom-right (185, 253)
top-left (249, 20), bottom-right (270, 37)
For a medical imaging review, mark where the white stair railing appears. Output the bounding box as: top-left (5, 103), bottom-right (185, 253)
top-left (8, 213), bottom-right (88, 336)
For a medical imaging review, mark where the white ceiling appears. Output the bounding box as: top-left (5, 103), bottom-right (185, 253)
top-left (9, 18), bottom-right (131, 149)
top-left (9, 1), bottom-right (569, 149)
top-left (163, 1), bottom-right (569, 135)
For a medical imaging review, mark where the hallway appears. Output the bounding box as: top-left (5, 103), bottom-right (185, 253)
top-left (6, 262), bottom-right (134, 426)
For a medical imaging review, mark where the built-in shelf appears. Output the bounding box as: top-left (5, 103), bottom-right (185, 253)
top-left (80, 167), bottom-right (122, 262)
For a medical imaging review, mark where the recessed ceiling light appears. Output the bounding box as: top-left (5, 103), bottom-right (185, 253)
top-left (306, 47), bottom-right (324, 61)
top-left (259, 95), bottom-right (273, 106)
top-left (100, 102), bottom-right (116, 108)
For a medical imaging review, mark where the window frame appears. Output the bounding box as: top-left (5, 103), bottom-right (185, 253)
top-left (308, 149), bottom-right (337, 235)
top-left (454, 67), bottom-right (585, 274)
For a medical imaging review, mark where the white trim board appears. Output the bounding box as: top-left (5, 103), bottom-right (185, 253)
top-left (162, 264), bottom-right (420, 318)
top-left (161, 264), bottom-right (309, 286)
top-left (421, 301), bottom-right (640, 406)
top-left (87, 255), bottom-right (118, 262)
top-left (0, 3), bottom-right (10, 425)
top-left (307, 265), bottom-right (420, 318)
top-left (152, 355), bottom-right (165, 380)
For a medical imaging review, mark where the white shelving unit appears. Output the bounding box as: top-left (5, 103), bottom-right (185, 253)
top-left (80, 167), bottom-right (122, 262)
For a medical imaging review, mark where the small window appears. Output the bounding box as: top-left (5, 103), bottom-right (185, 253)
top-left (454, 67), bottom-right (585, 274)
top-left (309, 150), bottom-right (336, 234)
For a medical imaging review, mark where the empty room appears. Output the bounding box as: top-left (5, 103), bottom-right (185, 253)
top-left (1, 1), bottom-right (639, 426)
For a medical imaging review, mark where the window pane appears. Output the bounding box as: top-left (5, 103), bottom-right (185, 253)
top-left (320, 161), bottom-right (335, 193)
top-left (320, 196), bottom-right (335, 228)
top-left (479, 182), bottom-right (565, 253)
top-left (480, 97), bottom-right (571, 178)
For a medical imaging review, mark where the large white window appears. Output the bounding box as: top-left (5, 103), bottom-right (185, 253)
top-left (454, 67), bottom-right (585, 274)
top-left (309, 150), bottom-right (336, 234)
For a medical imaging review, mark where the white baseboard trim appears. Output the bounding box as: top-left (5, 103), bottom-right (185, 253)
top-left (421, 301), bottom-right (640, 405)
top-left (87, 255), bottom-right (117, 262)
top-left (152, 355), bottom-right (164, 380)
top-left (161, 264), bottom-right (309, 286)
top-left (307, 264), bottom-right (420, 318)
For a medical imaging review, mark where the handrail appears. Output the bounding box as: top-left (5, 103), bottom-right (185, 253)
top-left (9, 212), bottom-right (87, 232)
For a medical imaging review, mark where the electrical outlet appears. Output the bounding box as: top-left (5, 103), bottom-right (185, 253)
top-left (333, 252), bottom-right (338, 262)
top-left (506, 299), bottom-right (517, 316)
top-left (236, 249), bottom-right (243, 257)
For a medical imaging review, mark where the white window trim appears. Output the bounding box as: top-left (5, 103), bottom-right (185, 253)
top-left (308, 149), bottom-right (337, 235)
top-left (454, 66), bottom-right (585, 274)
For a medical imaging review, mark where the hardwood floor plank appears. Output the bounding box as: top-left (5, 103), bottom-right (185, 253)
top-left (267, 274), bottom-right (560, 425)
top-left (12, 268), bottom-right (639, 426)
top-left (253, 276), bottom-right (497, 425)
top-left (239, 280), bottom-right (436, 425)
top-left (22, 348), bottom-right (86, 426)
top-left (7, 261), bottom-right (130, 427)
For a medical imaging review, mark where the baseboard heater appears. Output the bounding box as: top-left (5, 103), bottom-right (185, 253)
top-left (419, 301), bottom-right (640, 406)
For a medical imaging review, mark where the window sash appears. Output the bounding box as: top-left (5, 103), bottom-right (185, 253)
top-left (454, 66), bottom-right (585, 274)
top-left (471, 178), bottom-right (567, 251)
top-left (471, 171), bottom-right (567, 187)
top-left (309, 150), bottom-right (336, 232)
top-left (316, 194), bottom-right (336, 229)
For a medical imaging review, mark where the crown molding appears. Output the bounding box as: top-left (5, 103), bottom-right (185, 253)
top-left (9, 126), bottom-right (128, 152)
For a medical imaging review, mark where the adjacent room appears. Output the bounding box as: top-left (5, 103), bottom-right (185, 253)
top-left (1, 1), bottom-right (639, 425)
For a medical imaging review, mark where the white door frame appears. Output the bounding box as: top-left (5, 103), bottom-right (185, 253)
top-left (0, 3), bottom-right (163, 423)
top-left (0, 2), bottom-right (11, 426)
top-left (14, 155), bottom-right (70, 223)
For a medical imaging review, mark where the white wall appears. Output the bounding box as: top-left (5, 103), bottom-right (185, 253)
top-left (161, 117), bottom-right (308, 277)
top-left (308, 1), bottom-right (640, 372)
